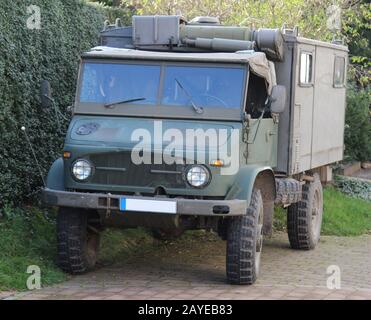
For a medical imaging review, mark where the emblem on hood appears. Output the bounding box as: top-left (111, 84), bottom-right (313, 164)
top-left (76, 122), bottom-right (100, 135)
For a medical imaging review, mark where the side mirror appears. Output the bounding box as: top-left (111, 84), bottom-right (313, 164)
top-left (269, 85), bottom-right (286, 114)
top-left (40, 80), bottom-right (53, 109)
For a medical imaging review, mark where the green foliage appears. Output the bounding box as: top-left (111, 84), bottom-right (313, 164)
top-left (344, 86), bottom-right (371, 162)
top-left (90, 0), bottom-right (125, 7)
top-left (0, 1), bottom-right (132, 207)
top-left (333, 175), bottom-right (371, 201)
top-left (89, 1), bottom-right (136, 23)
top-left (274, 187), bottom-right (371, 236)
top-left (135, 0), bottom-right (334, 39)
top-left (342, 1), bottom-right (370, 87)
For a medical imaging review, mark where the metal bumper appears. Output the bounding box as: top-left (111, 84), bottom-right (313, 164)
top-left (41, 188), bottom-right (247, 216)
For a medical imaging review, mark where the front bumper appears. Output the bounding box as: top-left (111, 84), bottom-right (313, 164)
top-left (41, 188), bottom-right (247, 216)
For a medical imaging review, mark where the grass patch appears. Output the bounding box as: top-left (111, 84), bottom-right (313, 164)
top-left (322, 186), bottom-right (371, 236)
top-left (273, 206), bottom-right (287, 232)
top-left (273, 187), bottom-right (371, 236)
top-left (98, 228), bottom-right (153, 265)
top-left (0, 207), bottom-right (155, 291)
top-left (0, 207), bottom-right (66, 291)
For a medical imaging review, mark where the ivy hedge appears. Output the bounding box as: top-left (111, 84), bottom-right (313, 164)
top-left (0, 0), bottom-right (131, 207)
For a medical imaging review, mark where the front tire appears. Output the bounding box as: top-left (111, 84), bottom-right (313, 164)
top-left (57, 207), bottom-right (100, 274)
top-left (287, 174), bottom-right (323, 250)
top-left (226, 189), bottom-right (264, 285)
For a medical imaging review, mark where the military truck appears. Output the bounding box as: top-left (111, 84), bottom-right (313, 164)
top-left (41, 15), bottom-right (348, 285)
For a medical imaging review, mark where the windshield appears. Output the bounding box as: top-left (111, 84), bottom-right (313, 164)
top-left (79, 62), bottom-right (245, 109)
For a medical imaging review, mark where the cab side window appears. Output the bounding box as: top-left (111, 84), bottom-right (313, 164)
top-left (246, 72), bottom-right (269, 119)
top-left (299, 52), bottom-right (313, 85)
top-left (334, 56), bottom-right (345, 87)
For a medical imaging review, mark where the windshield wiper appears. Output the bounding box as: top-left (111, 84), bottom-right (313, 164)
top-left (104, 98), bottom-right (146, 109)
top-left (175, 79), bottom-right (204, 114)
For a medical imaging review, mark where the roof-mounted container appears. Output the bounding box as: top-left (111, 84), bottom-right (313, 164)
top-left (132, 15), bottom-right (181, 46)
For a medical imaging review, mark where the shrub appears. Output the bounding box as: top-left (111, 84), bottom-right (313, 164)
top-left (333, 175), bottom-right (371, 202)
top-left (344, 85), bottom-right (371, 162)
top-left (0, 0), bottom-right (132, 208)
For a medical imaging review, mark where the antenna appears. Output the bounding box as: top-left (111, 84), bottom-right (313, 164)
top-left (21, 126), bottom-right (46, 187)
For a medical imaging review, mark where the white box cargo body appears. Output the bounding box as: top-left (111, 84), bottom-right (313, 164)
top-left (276, 34), bottom-right (348, 174)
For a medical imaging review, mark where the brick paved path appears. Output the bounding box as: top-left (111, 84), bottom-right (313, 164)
top-left (3, 232), bottom-right (371, 300)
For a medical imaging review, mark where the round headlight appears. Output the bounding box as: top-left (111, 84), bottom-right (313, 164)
top-left (72, 159), bottom-right (92, 181)
top-left (186, 165), bottom-right (210, 188)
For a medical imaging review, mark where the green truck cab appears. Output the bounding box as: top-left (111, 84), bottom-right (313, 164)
top-left (42, 15), bottom-right (348, 285)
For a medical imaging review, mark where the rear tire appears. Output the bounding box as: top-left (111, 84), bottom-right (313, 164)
top-left (226, 189), bottom-right (264, 285)
top-left (287, 174), bottom-right (323, 250)
top-left (57, 207), bottom-right (100, 274)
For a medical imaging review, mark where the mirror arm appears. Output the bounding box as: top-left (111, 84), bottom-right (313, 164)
top-left (265, 94), bottom-right (276, 110)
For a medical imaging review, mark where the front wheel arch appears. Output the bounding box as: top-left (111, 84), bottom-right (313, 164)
top-left (225, 165), bottom-right (275, 206)
top-left (46, 158), bottom-right (65, 191)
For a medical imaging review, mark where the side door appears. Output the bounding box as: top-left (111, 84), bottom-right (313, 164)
top-left (289, 44), bottom-right (316, 173)
top-left (245, 72), bottom-right (278, 167)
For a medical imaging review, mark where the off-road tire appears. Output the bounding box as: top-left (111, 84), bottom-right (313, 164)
top-left (275, 178), bottom-right (302, 206)
top-left (57, 207), bottom-right (100, 273)
top-left (151, 228), bottom-right (185, 241)
top-left (287, 174), bottom-right (323, 250)
top-left (226, 189), bottom-right (264, 285)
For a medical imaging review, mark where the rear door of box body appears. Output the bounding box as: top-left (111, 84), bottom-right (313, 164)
top-left (290, 43), bottom-right (316, 173)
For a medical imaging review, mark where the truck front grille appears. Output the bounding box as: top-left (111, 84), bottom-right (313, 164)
top-left (89, 151), bottom-right (187, 188)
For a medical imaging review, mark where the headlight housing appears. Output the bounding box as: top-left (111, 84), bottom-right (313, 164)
top-left (72, 159), bottom-right (93, 181)
top-left (186, 165), bottom-right (210, 188)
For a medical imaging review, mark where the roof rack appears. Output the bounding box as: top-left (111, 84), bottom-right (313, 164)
top-left (100, 15), bottom-right (285, 61)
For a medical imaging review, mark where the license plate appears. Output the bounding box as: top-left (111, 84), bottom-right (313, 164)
top-left (119, 198), bottom-right (177, 214)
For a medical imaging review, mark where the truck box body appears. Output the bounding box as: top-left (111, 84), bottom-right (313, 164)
top-left (276, 34), bottom-right (348, 174)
